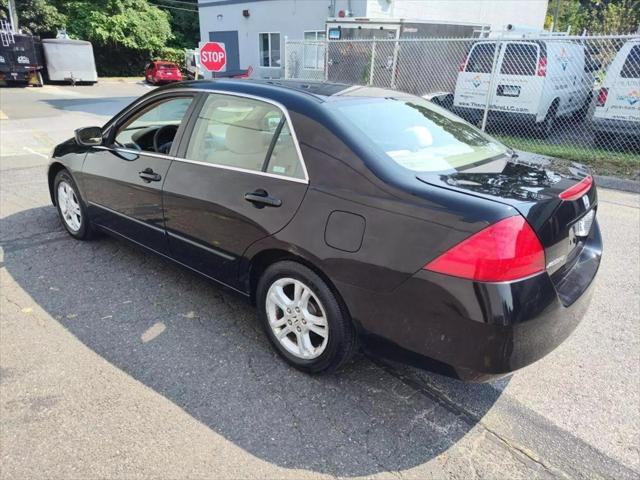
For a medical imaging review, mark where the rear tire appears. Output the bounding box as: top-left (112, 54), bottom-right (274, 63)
top-left (594, 131), bottom-right (614, 150)
top-left (572, 93), bottom-right (592, 122)
top-left (54, 169), bottom-right (94, 240)
top-left (256, 261), bottom-right (356, 374)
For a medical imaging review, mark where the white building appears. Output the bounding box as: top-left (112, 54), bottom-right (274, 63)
top-left (197, 0), bottom-right (548, 79)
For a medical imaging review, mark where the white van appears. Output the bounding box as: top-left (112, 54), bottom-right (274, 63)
top-left (592, 39), bottom-right (640, 146)
top-left (184, 49), bottom-right (204, 80)
top-left (453, 35), bottom-right (597, 137)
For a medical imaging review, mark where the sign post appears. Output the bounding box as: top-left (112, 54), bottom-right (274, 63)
top-left (199, 42), bottom-right (227, 77)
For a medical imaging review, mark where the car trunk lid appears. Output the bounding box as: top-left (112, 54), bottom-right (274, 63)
top-left (416, 154), bottom-right (597, 275)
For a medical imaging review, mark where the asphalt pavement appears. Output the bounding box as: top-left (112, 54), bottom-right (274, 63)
top-left (0, 81), bottom-right (638, 479)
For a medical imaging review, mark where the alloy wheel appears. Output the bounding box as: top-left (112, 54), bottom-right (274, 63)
top-left (265, 277), bottom-right (329, 360)
top-left (57, 180), bottom-right (82, 232)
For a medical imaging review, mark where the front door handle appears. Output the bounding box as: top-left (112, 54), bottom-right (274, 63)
top-left (244, 189), bottom-right (282, 208)
top-left (139, 168), bottom-right (161, 183)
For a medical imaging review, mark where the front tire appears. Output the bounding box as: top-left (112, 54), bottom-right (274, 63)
top-left (54, 169), bottom-right (94, 240)
top-left (256, 261), bottom-right (356, 374)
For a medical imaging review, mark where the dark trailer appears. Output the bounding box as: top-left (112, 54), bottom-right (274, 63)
top-left (0, 32), bottom-right (43, 86)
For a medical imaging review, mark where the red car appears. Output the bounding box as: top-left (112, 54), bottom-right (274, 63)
top-left (144, 61), bottom-right (183, 84)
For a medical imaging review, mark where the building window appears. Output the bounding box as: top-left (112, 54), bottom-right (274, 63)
top-left (259, 32), bottom-right (280, 67)
top-left (303, 31), bottom-right (326, 70)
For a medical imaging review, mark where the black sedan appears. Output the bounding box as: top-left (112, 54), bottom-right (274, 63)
top-left (47, 80), bottom-right (602, 381)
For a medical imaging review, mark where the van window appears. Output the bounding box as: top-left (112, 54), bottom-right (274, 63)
top-left (466, 43), bottom-right (496, 73)
top-left (620, 45), bottom-right (640, 78)
top-left (500, 44), bottom-right (538, 76)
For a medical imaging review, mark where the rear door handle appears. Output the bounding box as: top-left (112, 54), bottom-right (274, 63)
top-left (244, 189), bottom-right (282, 208)
top-left (139, 168), bottom-right (161, 182)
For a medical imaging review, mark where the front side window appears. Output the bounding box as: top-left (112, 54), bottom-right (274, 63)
top-left (466, 43), bottom-right (496, 73)
top-left (331, 97), bottom-right (508, 172)
top-left (259, 32), bottom-right (281, 67)
top-left (186, 94), bottom-right (304, 179)
top-left (621, 45), bottom-right (640, 78)
top-left (114, 97), bottom-right (193, 153)
top-left (303, 31), bottom-right (326, 69)
top-left (500, 44), bottom-right (538, 76)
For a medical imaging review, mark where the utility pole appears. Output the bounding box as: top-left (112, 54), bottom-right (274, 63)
top-left (7, 0), bottom-right (18, 32)
top-left (551, 0), bottom-right (561, 32)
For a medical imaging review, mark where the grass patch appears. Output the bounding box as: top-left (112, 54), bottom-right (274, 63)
top-left (496, 134), bottom-right (640, 180)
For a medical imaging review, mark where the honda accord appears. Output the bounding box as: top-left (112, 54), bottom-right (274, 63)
top-left (47, 80), bottom-right (602, 381)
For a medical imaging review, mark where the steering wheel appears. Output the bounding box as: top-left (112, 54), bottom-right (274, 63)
top-left (153, 124), bottom-right (179, 154)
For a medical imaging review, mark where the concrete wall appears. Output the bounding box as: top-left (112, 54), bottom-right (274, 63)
top-left (365, 0), bottom-right (548, 30)
top-left (198, 0), bottom-right (361, 79)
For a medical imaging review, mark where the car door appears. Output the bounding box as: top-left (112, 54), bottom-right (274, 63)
top-left (163, 92), bottom-right (309, 287)
top-left (81, 93), bottom-right (196, 253)
top-left (454, 42), bottom-right (500, 112)
top-left (493, 42), bottom-right (543, 117)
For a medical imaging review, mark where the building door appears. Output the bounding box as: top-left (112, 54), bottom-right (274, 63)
top-left (209, 30), bottom-right (240, 74)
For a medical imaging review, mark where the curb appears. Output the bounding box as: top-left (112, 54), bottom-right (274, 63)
top-left (98, 77), bottom-right (145, 83)
top-left (594, 175), bottom-right (640, 194)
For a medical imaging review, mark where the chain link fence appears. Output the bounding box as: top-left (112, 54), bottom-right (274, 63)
top-left (285, 35), bottom-right (640, 178)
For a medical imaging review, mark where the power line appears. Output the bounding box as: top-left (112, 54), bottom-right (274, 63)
top-left (155, 0), bottom-right (199, 6)
top-left (148, 2), bottom-right (198, 13)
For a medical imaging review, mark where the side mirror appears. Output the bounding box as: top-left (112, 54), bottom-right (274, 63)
top-left (74, 126), bottom-right (103, 146)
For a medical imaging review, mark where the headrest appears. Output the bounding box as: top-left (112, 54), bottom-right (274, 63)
top-left (225, 125), bottom-right (266, 154)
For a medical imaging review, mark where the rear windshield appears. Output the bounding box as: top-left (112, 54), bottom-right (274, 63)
top-left (500, 44), bottom-right (538, 76)
top-left (158, 63), bottom-right (178, 69)
top-left (621, 45), bottom-right (640, 78)
top-left (466, 43), bottom-right (496, 73)
top-left (331, 98), bottom-right (508, 172)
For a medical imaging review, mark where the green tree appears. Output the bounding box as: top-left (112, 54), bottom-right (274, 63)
top-left (0, 0), bottom-right (66, 37)
top-left (545, 0), bottom-right (640, 35)
top-left (1, 0), bottom-right (177, 75)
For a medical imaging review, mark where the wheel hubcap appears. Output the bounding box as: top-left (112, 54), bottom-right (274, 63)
top-left (57, 181), bottom-right (82, 232)
top-left (265, 277), bottom-right (329, 360)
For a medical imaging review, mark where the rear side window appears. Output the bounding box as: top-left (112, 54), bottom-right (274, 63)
top-left (466, 43), bottom-right (496, 73)
top-left (185, 94), bottom-right (304, 179)
top-left (620, 45), bottom-right (640, 78)
top-left (500, 44), bottom-right (538, 76)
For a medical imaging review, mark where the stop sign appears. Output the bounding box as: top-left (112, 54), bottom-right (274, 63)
top-left (200, 42), bottom-right (227, 72)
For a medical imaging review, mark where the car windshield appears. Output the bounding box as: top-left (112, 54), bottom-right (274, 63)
top-left (331, 98), bottom-right (508, 172)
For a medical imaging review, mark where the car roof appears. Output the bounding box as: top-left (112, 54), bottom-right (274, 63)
top-left (161, 79), bottom-right (411, 103)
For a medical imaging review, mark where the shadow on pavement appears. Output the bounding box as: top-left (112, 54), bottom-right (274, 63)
top-left (42, 97), bottom-right (138, 116)
top-left (1, 206), bottom-right (507, 476)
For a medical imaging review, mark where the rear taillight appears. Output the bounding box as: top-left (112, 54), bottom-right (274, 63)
top-left (596, 87), bottom-right (608, 107)
top-left (537, 56), bottom-right (547, 77)
top-left (423, 216), bottom-right (545, 282)
top-left (559, 175), bottom-right (593, 201)
top-left (459, 55), bottom-right (468, 72)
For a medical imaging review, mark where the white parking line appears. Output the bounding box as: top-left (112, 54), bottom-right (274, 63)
top-left (22, 147), bottom-right (49, 159)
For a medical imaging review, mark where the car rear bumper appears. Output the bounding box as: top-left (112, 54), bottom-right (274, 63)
top-left (453, 105), bottom-right (538, 126)
top-left (348, 220), bottom-right (602, 382)
top-left (593, 117), bottom-right (640, 137)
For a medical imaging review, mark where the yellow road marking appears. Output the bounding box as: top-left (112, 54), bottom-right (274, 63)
top-left (0, 110), bottom-right (8, 120)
